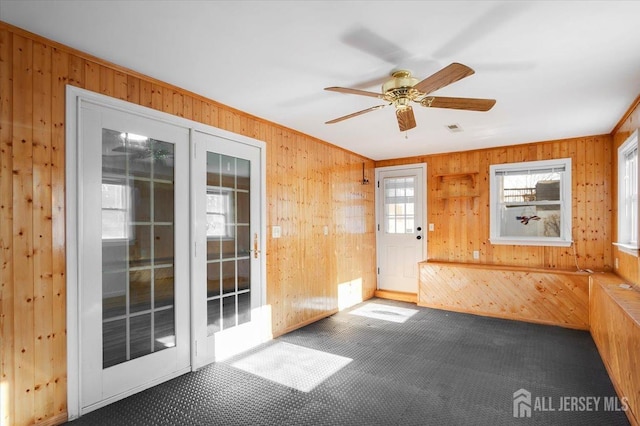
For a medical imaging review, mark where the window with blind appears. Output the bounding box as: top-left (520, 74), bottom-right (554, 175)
top-left (615, 130), bottom-right (639, 255)
top-left (490, 158), bottom-right (572, 246)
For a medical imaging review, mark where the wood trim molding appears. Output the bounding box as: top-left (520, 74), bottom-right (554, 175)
top-left (611, 93), bottom-right (640, 136)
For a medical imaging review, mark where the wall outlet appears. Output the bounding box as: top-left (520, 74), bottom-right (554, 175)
top-left (323, 225), bottom-right (329, 236)
top-left (473, 250), bottom-right (480, 260)
top-left (272, 225), bottom-right (281, 239)
top-left (429, 223), bottom-right (435, 231)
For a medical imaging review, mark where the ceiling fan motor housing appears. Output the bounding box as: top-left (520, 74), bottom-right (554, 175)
top-left (382, 70), bottom-right (423, 107)
top-left (382, 70), bottom-right (419, 93)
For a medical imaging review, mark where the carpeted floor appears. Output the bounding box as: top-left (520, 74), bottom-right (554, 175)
top-left (66, 298), bottom-right (630, 425)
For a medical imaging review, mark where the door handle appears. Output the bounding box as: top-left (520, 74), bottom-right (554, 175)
top-left (416, 235), bottom-right (422, 240)
top-left (253, 233), bottom-right (261, 259)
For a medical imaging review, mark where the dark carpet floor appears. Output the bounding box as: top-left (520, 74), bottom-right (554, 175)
top-left (66, 298), bottom-right (630, 425)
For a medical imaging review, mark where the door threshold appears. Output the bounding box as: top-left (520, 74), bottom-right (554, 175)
top-left (374, 290), bottom-right (417, 304)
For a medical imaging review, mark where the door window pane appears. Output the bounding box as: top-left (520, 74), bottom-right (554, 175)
top-left (384, 177), bottom-right (416, 234)
top-left (101, 128), bottom-right (176, 368)
top-left (206, 152), bottom-right (252, 336)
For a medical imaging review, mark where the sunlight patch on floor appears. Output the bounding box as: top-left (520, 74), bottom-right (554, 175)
top-left (230, 342), bottom-right (352, 392)
top-left (348, 302), bottom-right (418, 323)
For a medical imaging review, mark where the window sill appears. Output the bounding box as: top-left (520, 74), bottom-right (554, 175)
top-left (613, 242), bottom-right (640, 257)
top-left (490, 237), bottom-right (572, 247)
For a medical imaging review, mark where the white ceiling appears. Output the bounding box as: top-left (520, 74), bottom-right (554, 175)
top-left (3, 0), bottom-right (640, 160)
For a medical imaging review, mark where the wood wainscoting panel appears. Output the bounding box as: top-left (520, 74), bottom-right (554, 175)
top-left (418, 261), bottom-right (590, 329)
top-left (590, 273), bottom-right (640, 426)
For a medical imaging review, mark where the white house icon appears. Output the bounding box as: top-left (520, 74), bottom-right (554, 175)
top-left (513, 388), bottom-right (532, 418)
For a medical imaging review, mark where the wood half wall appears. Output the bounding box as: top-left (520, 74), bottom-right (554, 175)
top-left (590, 273), bottom-right (640, 426)
top-left (0, 22), bottom-right (376, 426)
top-left (419, 261), bottom-right (590, 329)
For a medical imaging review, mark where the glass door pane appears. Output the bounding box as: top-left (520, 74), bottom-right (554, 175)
top-left (205, 152), bottom-right (251, 336)
top-left (384, 177), bottom-right (416, 234)
top-left (101, 128), bottom-right (176, 368)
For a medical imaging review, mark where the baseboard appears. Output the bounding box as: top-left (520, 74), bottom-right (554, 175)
top-left (272, 309), bottom-right (339, 338)
top-left (374, 290), bottom-right (417, 304)
top-left (34, 412), bottom-right (68, 426)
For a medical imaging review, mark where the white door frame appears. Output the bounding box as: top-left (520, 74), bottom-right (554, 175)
top-left (66, 86), bottom-right (267, 419)
top-left (374, 163), bottom-right (427, 292)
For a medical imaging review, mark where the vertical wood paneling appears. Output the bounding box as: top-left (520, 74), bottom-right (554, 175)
top-left (126, 75), bottom-right (139, 105)
top-left (139, 79), bottom-right (152, 108)
top-left (99, 66), bottom-right (114, 98)
top-left (12, 33), bottom-right (36, 426)
top-left (32, 39), bottom-right (54, 423)
top-left (0, 26), bottom-right (15, 426)
top-left (50, 46), bottom-right (67, 418)
top-left (377, 135), bottom-right (613, 271)
top-left (84, 61), bottom-right (98, 93)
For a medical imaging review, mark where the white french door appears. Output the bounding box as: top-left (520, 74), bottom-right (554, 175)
top-left (67, 87), bottom-right (268, 419)
top-left (76, 101), bottom-right (191, 412)
top-left (375, 164), bottom-right (427, 293)
top-left (192, 131), bottom-right (269, 367)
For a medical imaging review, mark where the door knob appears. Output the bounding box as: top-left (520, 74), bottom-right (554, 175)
top-left (416, 235), bottom-right (422, 240)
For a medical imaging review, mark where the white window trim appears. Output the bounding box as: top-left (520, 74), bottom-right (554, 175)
top-left (615, 129), bottom-right (639, 257)
top-left (489, 158), bottom-right (572, 247)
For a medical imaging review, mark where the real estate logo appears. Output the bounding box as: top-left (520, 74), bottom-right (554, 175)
top-left (513, 388), bottom-right (532, 418)
top-left (513, 388), bottom-right (628, 418)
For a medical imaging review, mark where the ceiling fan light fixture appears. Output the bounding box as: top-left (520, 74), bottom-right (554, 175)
top-left (394, 97), bottom-right (412, 108)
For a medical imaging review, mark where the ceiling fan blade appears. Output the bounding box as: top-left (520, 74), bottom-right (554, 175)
top-left (325, 86), bottom-right (385, 99)
top-left (350, 74), bottom-right (392, 90)
top-left (421, 96), bottom-right (496, 112)
top-left (413, 63), bottom-right (475, 95)
top-left (433, 3), bottom-right (528, 59)
top-left (325, 104), bottom-right (388, 124)
top-left (342, 26), bottom-right (411, 65)
top-left (396, 107), bottom-right (416, 132)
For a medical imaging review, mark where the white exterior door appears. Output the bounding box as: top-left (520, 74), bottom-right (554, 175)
top-left (76, 101), bottom-right (191, 413)
top-left (376, 165), bottom-right (426, 293)
top-left (192, 131), bottom-right (269, 367)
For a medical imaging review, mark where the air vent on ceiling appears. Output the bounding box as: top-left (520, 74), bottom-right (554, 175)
top-left (446, 123), bottom-right (463, 133)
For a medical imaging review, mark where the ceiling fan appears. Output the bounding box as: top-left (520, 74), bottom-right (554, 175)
top-left (324, 63), bottom-right (496, 132)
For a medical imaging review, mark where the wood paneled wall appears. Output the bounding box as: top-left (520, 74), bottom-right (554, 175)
top-left (0, 22), bottom-right (376, 426)
top-left (611, 95), bottom-right (640, 285)
top-left (590, 273), bottom-right (640, 426)
top-left (419, 261), bottom-right (590, 330)
top-left (376, 135), bottom-right (613, 271)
